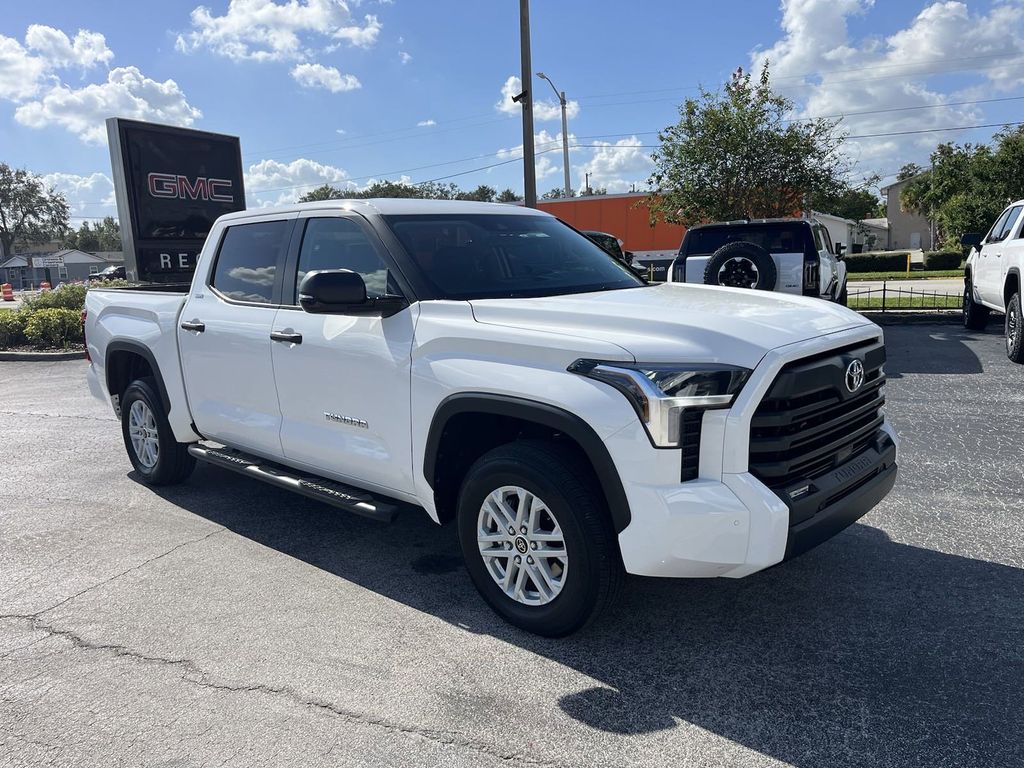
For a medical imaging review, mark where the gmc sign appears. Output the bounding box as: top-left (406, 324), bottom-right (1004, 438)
top-left (147, 173), bottom-right (234, 202)
top-left (108, 118), bottom-right (246, 283)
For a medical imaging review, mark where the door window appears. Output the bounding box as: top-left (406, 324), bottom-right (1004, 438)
top-left (294, 217), bottom-right (394, 302)
top-left (211, 220), bottom-right (291, 304)
top-left (996, 205), bottom-right (1023, 242)
top-left (986, 208), bottom-right (1013, 244)
top-left (816, 226), bottom-right (833, 254)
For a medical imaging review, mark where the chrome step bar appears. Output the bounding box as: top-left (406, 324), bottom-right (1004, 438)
top-left (188, 444), bottom-right (399, 523)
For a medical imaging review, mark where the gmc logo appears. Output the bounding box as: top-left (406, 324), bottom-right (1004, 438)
top-left (147, 173), bottom-right (234, 202)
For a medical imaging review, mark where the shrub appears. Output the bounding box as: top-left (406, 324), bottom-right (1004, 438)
top-left (843, 251), bottom-right (911, 273)
top-left (0, 309), bottom-right (29, 348)
top-left (23, 307), bottom-right (83, 349)
top-left (24, 282), bottom-right (88, 312)
top-left (923, 250), bottom-right (964, 270)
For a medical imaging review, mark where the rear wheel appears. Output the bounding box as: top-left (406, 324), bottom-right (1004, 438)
top-left (120, 378), bottom-right (196, 485)
top-left (703, 241), bottom-right (778, 291)
top-left (1005, 292), bottom-right (1024, 363)
top-left (457, 440), bottom-right (622, 636)
top-left (963, 277), bottom-right (990, 331)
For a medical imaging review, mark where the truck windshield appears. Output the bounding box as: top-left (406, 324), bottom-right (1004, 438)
top-left (384, 214), bottom-right (645, 300)
top-left (685, 224), bottom-right (807, 255)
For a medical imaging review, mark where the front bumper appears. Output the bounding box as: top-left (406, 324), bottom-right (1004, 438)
top-left (615, 422), bottom-right (898, 578)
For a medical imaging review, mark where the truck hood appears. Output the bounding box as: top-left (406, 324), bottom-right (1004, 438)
top-left (469, 283), bottom-right (872, 369)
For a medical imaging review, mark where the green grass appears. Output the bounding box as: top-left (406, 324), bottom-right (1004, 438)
top-left (848, 294), bottom-right (961, 310)
top-left (847, 269), bottom-right (964, 281)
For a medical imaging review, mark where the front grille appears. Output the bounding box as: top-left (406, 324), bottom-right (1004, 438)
top-left (749, 339), bottom-right (886, 490)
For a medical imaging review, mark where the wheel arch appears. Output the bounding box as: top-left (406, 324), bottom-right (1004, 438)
top-left (1004, 268), bottom-right (1020, 307)
top-left (424, 393), bottom-right (631, 533)
top-left (105, 341), bottom-right (171, 415)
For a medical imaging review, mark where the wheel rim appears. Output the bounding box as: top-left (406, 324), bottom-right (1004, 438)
top-left (1008, 302), bottom-right (1020, 353)
top-left (128, 400), bottom-right (160, 469)
top-left (718, 256), bottom-right (759, 288)
top-left (477, 486), bottom-right (568, 606)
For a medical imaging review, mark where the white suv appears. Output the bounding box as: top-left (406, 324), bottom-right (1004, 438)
top-left (669, 218), bottom-right (849, 304)
top-left (963, 200), bottom-right (1024, 363)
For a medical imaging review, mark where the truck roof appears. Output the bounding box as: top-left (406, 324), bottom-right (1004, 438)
top-left (688, 217), bottom-right (813, 230)
top-left (217, 198), bottom-right (551, 223)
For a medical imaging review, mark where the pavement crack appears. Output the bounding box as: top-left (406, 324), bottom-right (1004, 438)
top-left (2, 615), bottom-right (568, 768)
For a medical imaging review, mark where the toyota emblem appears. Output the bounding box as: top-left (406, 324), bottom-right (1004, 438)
top-left (845, 359), bottom-right (865, 393)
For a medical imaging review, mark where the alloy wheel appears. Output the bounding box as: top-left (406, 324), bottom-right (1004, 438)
top-left (718, 256), bottom-right (760, 288)
top-left (476, 486), bottom-right (568, 606)
top-left (128, 400), bottom-right (160, 469)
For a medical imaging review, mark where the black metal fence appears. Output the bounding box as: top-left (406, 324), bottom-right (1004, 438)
top-left (847, 281), bottom-right (962, 312)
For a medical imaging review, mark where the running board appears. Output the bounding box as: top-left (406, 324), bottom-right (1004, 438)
top-left (188, 444), bottom-right (399, 523)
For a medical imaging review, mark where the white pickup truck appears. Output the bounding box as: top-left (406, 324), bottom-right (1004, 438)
top-left (962, 199), bottom-right (1024, 363)
top-left (85, 199), bottom-right (898, 636)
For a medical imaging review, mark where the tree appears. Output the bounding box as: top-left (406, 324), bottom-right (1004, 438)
top-left (897, 163), bottom-right (923, 181)
top-left (578, 186), bottom-right (608, 197)
top-left (496, 188), bottom-right (520, 203)
top-left (297, 179), bottom-right (465, 203)
top-left (456, 185), bottom-right (496, 202)
top-left (812, 177), bottom-right (883, 222)
top-left (542, 187), bottom-right (574, 200)
top-left (644, 65), bottom-right (848, 226)
top-left (0, 163), bottom-right (70, 260)
top-left (299, 184), bottom-right (347, 201)
top-left (64, 216), bottom-right (121, 252)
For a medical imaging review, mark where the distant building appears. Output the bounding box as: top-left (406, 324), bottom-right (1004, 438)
top-left (812, 212), bottom-right (889, 253)
top-left (0, 249), bottom-right (123, 289)
top-left (880, 176), bottom-right (934, 250)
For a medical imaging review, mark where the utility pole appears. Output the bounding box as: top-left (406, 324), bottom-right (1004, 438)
top-left (537, 72), bottom-right (571, 197)
top-left (518, 0), bottom-right (537, 208)
top-left (584, 172), bottom-right (591, 195)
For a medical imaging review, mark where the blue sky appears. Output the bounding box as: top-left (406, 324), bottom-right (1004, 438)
top-left (2, 0), bottom-right (1024, 222)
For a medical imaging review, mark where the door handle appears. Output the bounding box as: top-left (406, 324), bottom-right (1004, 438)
top-left (180, 320), bottom-right (205, 333)
top-left (270, 330), bottom-right (302, 344)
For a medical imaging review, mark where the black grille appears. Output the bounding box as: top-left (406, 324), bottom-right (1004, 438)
top-left (680, 409), bottom-right (704, 482)
top-left (749, 339), bottom-right (886, 490)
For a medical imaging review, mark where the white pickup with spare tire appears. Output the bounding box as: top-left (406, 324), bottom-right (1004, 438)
top-left (668, 217), bottom-right (849, 304)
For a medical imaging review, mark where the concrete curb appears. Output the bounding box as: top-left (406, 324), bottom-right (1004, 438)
top-left (859, 311), bottom-right (961, 325)
top-left (0, 349), bottom-right (86, 361)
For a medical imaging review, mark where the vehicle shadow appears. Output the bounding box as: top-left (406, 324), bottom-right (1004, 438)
top-left (881, 323), bottom-right (1003, 378)
top-left (141, 466), bottom-right (1024, 768)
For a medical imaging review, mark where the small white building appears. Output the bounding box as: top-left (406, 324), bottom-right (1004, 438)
top-left (812, 212), bottom-right (889, 254)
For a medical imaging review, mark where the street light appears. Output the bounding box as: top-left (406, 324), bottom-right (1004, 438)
top-left (536, 71), bottom-right (572, 198)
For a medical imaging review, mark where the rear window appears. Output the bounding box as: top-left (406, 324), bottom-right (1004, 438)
top-left (684, 224), bottom-right (808, 256)
top-left (211, 220), bottom-right (291, 304)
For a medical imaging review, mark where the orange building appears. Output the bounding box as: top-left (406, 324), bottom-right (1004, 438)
top-left (537, 192), bottom-right (686, 258)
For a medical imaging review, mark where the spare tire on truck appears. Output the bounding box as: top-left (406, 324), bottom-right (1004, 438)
top-left (703, 241), bottom-right (777, 291)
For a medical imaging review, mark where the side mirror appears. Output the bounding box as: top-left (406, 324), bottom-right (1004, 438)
top-left (298, 269), bottom-right (407, 317)
top-left (960, 232), bottom-right (983, 250)
top-left (835, 243), bottom-right (846, 259)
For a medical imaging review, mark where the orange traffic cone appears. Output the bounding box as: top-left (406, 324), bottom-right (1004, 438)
top-left (39, 281), bottom-right (51, 291)
top-left (1, 283), bottom-right (12, 301)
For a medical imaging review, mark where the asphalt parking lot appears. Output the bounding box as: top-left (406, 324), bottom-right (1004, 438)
top-left (2, 322), bottom-right (1022, 768)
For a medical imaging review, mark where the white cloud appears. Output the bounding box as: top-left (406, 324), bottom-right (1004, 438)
top-left (176, 0), bottom-right (382, 61)
top-left (24, 25), bottom-right (113, 70)
top-left (245, 157), bottom-right (356, 205)
top-left (496, 129), bottom-right (574, 181)
top-left (751, 0), bottom-right (1024, 175)
top-left (576, 136), bottom-right (653, 193)
top-left (336, 127), bottom-right (346, 134)
top-left (15, 66), bottom-right (201, 144)
top-left (495, 75), bottom-right (580, 121)
top-left (416, 118), bottom-right (435, 127)
top-left (291, 62), bottom-right (360, 92)
top-left (399, 50), bottom-right (411, 64)
top-left (42, 171), bottom-right (116, 219)
top-left (0, 26), bottom-right (113, 102)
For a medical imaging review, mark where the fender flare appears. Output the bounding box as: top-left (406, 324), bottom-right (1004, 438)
top-left (1005, 267), bottom-right (1021, 302)
top-left (424, 393), bottom-right (632, 533)
top-left (105, 340), bottom-right (172, 415)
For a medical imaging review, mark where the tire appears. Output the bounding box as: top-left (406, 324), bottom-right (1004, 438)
top-left (1005, 292), bottom-right (1024, 364)
top-left (963, 277), bottom-right (990, 331)
top-left (120, 377), bottom-right (196, 485)
top-left (456, 440), bottom-right (622, 637)
top-left (703, 241), bottom-right (778, 291)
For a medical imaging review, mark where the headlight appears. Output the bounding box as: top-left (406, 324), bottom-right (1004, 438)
top-left (568, 360), bottom-right (751, 448)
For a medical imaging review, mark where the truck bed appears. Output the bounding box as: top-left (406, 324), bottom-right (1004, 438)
top-left (92, 283), bottom-right (192, 293)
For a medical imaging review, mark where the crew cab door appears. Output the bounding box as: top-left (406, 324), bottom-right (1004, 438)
top-left (270, 212), bottom-right (418, 495)
top-left (977, 205), bottom-right (1021, 308)
top-left (178, 215), bottom-right (296, 457)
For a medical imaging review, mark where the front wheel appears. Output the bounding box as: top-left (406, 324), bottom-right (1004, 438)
top-left (120, 377), bottom-right (196, 485)
top-left (963, 278), bottom-right (990, 331)
top-left (1006, 292), bottom-right (1024, 363)
top-left (457, 440), bottom-right (622, 637)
